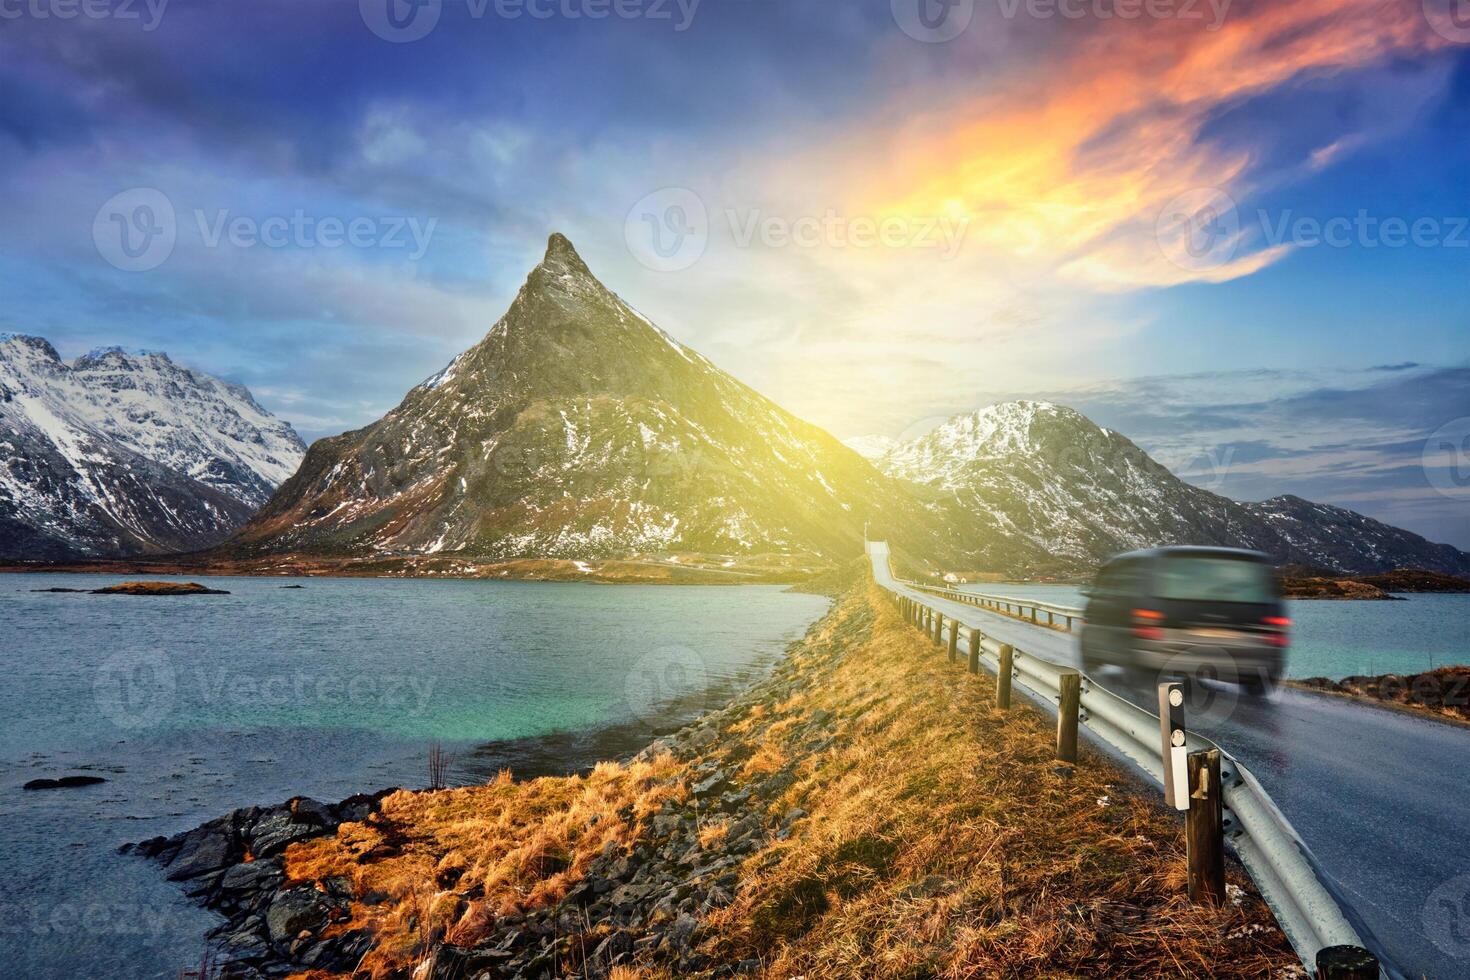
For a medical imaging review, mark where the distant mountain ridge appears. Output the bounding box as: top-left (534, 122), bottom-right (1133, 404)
top-left (0, 335), bottom-right (305, 559)
top-left (7, 239), bottom-right (1461, 580)
top-left (879, 400), bottom-right (1470, 576)
top-left (222, 235), bottom-right (938, 564)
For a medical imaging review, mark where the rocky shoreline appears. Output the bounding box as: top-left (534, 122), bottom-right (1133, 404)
top-left (130, 633), bottom-right (829, 978)
top-left (124, 792), bottom-right (396, 976)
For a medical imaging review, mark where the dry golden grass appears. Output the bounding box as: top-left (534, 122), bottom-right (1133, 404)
top-left (695, 582), bottom-right (1299, 979)
top-left (279, 572), bottom-right (1298, 980)
top-left (283, 757), bottom-right (686, 977)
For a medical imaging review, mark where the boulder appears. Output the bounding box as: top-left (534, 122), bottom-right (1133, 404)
top-left (166, 823), bottom-right (238, 881)
top-left (23, 775), bottom-right (107, 790)
top-left (265, 887), bottom-right (336, 945)
top-left (247, 807), bottom-right (326, 858)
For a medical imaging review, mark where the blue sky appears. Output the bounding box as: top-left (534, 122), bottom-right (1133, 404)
top-left (0, 0), bottom-right (1466, 545)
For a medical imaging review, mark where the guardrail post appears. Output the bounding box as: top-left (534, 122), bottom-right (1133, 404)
top-left (1315, 946), bottom-right (1380, 979)
top-left (1186, 748), bottom-right (1225, 906)
top-left (948, 622), bottom-right (959, 663)
top-left (996, 644), bottom-right (1013, 709)
top-left (1057, 670), bottom-right (1080, 764)
top-left (967, 629), bottom-right (980, 674)
top-left (933, 612), bottom-right (943, 646)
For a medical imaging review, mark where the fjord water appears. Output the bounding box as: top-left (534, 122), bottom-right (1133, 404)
top-left (957, 583), bottom-right (1468, 678)
top-left (0, 574), bottom-right (828, 979)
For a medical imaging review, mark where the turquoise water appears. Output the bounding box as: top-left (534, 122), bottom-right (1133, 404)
top-left (0, 574), bottom-right (829, 979)
top-left (955, 583), bottom-right (1468, 678)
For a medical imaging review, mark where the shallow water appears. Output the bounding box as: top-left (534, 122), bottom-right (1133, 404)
top-left (0, 573), bottom-right (829, 979)
top-left (953, 583), bottom-right (1468, 678)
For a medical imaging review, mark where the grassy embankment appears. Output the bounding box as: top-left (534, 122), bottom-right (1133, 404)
top-left (280, 564), bottom-right (1296, 979)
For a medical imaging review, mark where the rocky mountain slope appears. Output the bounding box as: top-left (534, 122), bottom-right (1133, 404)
top-left (224, 235), bottom-right (937, 564)
top-left (880, 400), bottom-right (1470, 576)
top-left (0, 336), bottom-right (305, 559)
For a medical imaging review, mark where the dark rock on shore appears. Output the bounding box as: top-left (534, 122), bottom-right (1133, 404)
top-left (127, 789), bottom-right (394, 976)
top-left (29, 587), bottom-right (89, 593)
top-left (23, 775), bottom-right (107, 790)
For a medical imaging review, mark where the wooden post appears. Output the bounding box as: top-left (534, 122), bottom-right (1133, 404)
top-left (1186, 749), bottom-right (1225, 906)
top-left (1057, 670), bottom-right (1080, 764)
top-left (1315, 946), bottom-right (1380, 980)
top-left (948, 621), bottom-right (959, 663)
top-left (996, 644), bottom-right (1013, 709)
top-left (933, 612), bottom-right (944, 645)
top-left (968, 628), bottom-right (980, 674)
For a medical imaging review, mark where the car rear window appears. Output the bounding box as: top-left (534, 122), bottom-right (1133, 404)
top-left (1154, 556), bottom-right (1274, 603)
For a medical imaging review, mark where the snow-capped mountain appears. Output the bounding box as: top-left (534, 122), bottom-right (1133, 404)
top-left (225, 235), bottom-right (934, 563)
top-left (1243, 494), bottom-right (1470, 577)
top-left (880, 400), bottom-right (1470, 576)
top-left (0, 335), bottom-right (305, 559)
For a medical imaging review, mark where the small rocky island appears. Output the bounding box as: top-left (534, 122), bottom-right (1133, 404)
top-left (89, 581), bottom-right (231, 596)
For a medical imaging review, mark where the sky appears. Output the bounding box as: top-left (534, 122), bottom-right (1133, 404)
top-left (0, 0), bottom-right (1466, 545)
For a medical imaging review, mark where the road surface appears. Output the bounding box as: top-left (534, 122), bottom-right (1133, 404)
top-left (870, 542), bottom-right (1470, 979)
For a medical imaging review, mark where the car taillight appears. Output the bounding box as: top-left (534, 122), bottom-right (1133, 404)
top-left (1132, 608), bottom-right (1165, 641)
top-left (1263, 615), bottom-right (1290, 648)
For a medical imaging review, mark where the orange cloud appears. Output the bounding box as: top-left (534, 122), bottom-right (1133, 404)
top-left (858, 0), bottom-right (1450, 289)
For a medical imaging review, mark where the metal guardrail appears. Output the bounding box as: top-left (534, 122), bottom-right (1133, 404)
top-left (876, 557), bottom-right (1387, 978)
top-left (912, 582), bottom-right (1084, 632)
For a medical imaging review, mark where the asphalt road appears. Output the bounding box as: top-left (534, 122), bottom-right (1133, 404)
top-left (869, 543), bottom-right (1470, 979)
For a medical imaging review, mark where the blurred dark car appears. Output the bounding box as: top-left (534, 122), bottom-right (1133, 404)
top-left (1078, 547), bottom-right (1288, 694)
